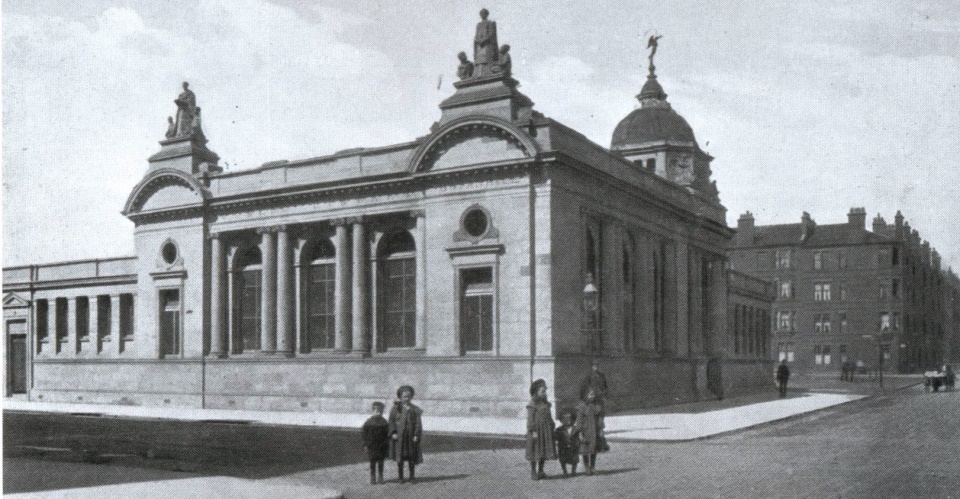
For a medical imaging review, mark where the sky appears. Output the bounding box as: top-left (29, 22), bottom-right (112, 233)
top-left (3, 0), bottom-right (960, 270)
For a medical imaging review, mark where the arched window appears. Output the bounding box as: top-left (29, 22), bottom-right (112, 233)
top-left (379, 230), bottom-right (416, 350)
top-left (304, 239), bottom-right (336, 351)
top-left (234, 246), bottom-right (262, 353)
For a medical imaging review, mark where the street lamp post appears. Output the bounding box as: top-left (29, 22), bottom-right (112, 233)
top-left (583, 273), bottom-right (600, 358)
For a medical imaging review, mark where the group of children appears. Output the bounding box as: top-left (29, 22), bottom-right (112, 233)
top-left (360, 379), bottom-right (609, 485)
top-left (360, 385), bottom-right (422, 485)
top-left (526, 378), bottom-right (609, 480)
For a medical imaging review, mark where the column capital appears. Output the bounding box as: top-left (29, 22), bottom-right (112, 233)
top-left (208, 231), bottom-right (224, 240)
top-left (409, 209), bottom-right (426, 219)
top-left (330, 217), bottom-right (350, 227)
top-left (345, 216), bottom-right (365, 225)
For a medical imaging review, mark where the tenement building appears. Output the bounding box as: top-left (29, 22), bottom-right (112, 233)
top-left (4, 13), bottom-right (773, 415)
top-left (729, 208), bottom-right (959, 374)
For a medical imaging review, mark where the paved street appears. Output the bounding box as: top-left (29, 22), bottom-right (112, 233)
top-left (5, 384), bottom-right (958, 498)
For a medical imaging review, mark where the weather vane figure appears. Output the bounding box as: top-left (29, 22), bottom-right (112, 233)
top-left (647, 33), bottom-right (662, 74)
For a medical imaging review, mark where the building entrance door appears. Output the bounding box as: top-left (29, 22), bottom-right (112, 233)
top-left (7, 320), bottom-right (27, 394)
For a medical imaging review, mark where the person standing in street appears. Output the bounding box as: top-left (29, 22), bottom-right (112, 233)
top-left (525, 379), bottom-right (557, 480)
top-left (776, 359), bottom-right (791, 398)
top-left (580, 360), bottom-right (609, 411)
top-left (361, 401), bottom-right (390, 485)
top-left (389, 385), bottom-right (423, 483)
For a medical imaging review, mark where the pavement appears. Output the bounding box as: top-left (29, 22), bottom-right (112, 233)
top-left (4, 375), bottom-right (923, 498)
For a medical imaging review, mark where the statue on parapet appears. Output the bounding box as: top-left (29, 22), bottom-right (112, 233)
top-left (493, 44), bottom-right (511, 77)
top-left (165, 116), bottom-right (176, 139)
top-left (174, 81), bottom-right (197, 137)
top-left (457, 52), bottom-right (474, 80)
top-left (473, 8), bottom-right (498, 77)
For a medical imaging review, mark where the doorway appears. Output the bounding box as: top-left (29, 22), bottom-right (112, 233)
top-left (7, 320), bottom-right (27, 394)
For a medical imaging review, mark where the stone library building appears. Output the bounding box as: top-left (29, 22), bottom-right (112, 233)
top-left (3, 12), bottom-right (774, 417)
top-left (729, 209), bottom-right (960, 374)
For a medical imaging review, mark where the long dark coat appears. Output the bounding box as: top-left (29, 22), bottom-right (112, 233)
top-left (525, 399), bottom-right (557, 461)
top-left (576, 400), bottom-right (608, 454)
top-left (388, 402), bottom-right (423, 464)
top-left (361, 415), bottom-right (390, 460)
top-left (554, 424), bottom-right (581, 464)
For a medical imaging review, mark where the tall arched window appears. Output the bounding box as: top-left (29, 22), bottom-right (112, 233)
top-left (379, 230), bottom-right (416, 350)
top-left (304, 238), bottom-right (336, 351)
top-left (234, 246), bottom-right (262, 353)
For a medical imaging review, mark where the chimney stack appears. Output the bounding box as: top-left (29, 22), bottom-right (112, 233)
top-left (800, 211), bottom-right (816, 241)
top-left (737, 211), bottom-right (755, 246)
top-left (894, 210), bottom-right (904, 240)
top-left (872, 214), bottom-right (887, 234)
top-left (848, 207), bottom-right (866, 231)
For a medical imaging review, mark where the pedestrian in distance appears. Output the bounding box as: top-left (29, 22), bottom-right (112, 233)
top-left (840, 360), bottom-right (849, 381)
top-left (776, 359), bottom-right (791, 398)
top-left (945, 365), bottom-right (955, 392)
top-left (554, 408), bottom-right (581, 476)
top-left (576, 386), bottom-right (608, 475)
top-left (361, 401), bottom-right (390, 485)
top-left (580, 359), bottom-right (609, 411)
top-left (389, 385), bottom-right (423, 483)
top-left (525, 378), bottom-right (557, 480)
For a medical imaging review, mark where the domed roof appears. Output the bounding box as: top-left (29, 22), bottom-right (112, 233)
top-left (611, 72), bottom-right (696, 150)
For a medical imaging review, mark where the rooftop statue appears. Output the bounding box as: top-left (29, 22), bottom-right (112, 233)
top-left (473, 9), bottom-right (499, 77)
top-left (174, 81), bottom-right (196, 138)
top-left (457, 52), bottom-right (474, 80)
top-left (647, 34), bottom-right (662, 73)
top-left (493, 44), bottom-right (512, 77)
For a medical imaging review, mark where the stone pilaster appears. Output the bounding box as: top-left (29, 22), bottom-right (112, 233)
top-left (413, 210), bottom-right (427, 349)
top-left (88, 296), bottom-right (99, 354)
top-left (46, 300), bottom-right (57, 355)
top-left (209, 233), bottom-right (227, 357)
top-left (675, 242), bottom-right (689, 356)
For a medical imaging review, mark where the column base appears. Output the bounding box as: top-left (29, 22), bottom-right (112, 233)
top-left (274, 350), bottom-right (295, 358)
top-left (346, 350), bottom-right (370, 358)
top-left (207, 352), bottom-right (228, 359)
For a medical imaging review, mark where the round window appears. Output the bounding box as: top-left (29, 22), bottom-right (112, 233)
top-left (463, 208), bottom-right (489, 238)
top-left (161, 241), bottom-right (178, 264)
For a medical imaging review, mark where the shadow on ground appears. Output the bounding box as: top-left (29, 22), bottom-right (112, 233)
top-left (3, 411), bottom-right (521, 494)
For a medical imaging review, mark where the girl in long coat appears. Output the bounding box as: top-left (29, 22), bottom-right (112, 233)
top-left (576, 386), bottom-right (608, 475)
top-left (389, 385), bottom-right (423, 483)
top-left (525, 378), bottom-right (556, 480)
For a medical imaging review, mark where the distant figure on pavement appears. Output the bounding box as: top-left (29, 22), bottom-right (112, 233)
top-left (389, 385), bottom-right (423, 483)
top-left (361, 401), bottom-right (390, 485)
top-left (776, 360), bottom-right (791, 398)
top-left (580, 360), bottom-right (609, 410)
top-left (945, 365), bottom-right (955, 392)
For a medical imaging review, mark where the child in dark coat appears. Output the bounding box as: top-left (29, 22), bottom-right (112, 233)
top-left (576, 386), bottom-right (608, 475)
top-left (525, 378), bottom-right (557, 480)
top-left (389, 385), bottom-right (423, 483)
top-left (361, 401), bottom-right (390, 484)
top-left (554, 408), bottom-right (581, 476)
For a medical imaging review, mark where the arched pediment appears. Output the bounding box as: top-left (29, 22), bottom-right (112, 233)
top-left (123, 168), bottom-right (210, 215)
top-left (409, 117), bottom-right (539, 173)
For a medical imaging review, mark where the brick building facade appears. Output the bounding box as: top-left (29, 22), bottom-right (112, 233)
top-left (729, 208), bottom-right (959, 374)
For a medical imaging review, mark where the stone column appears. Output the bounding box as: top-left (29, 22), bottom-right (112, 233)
top-left (111, 295), bottom-right (123, 355)
top-left (333, 220), bottom-right (351, 351)
top-left (276, 226), bottom-right (294, 356)
top-left (209, 233), bottom-right (227, 358)
top-left (351, 218), bottom-right (368, 354)
top-left (710, 258), bottom-right (728, 357)
top-left (413, 210), bottom-right (427, 350)
top-left (88, 296), bottom-right (99, 354)
top-left (259, 228), bottom-right (277, 353)
top-left (66, 297), bottom-right (78, 355)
